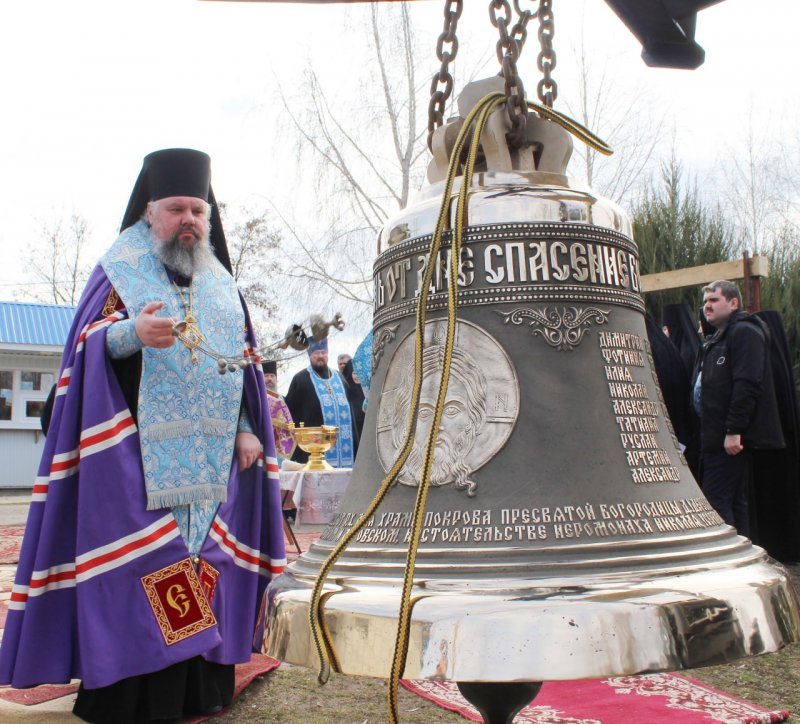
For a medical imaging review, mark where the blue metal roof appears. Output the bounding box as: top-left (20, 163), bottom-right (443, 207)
top-left (0, 301), bottom-right (76, 346)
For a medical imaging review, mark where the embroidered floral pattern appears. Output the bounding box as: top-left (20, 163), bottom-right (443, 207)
top-left (604, 674), bottom-right (788, 723)
top-left (101, 221), bottom-right (245, 508)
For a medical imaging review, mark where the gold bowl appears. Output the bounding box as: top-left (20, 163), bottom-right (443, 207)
top-left (288, 424), bottom-right (339, 471)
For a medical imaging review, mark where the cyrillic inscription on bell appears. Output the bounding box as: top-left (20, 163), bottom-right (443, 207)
top-left (267, 79), bottom-right (799, 689)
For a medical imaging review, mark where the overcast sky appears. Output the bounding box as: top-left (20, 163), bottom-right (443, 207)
top-left (2, 0), bottom-right (798, 368)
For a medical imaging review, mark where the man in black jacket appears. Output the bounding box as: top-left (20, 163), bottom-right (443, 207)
top-left (692, 280), bottom-right (784, 536)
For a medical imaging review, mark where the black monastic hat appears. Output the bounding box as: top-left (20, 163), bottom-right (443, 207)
top-left (120, 148), bottom-right (233, 274)
top-left (262, 360), bottom-right (278, 374)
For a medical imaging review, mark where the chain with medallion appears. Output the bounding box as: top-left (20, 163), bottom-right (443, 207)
top-left (172, 280), bottom-right (205, 364)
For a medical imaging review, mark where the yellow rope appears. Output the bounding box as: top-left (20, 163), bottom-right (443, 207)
top-left (527, 98), bottom-right (613, 155)
top-left (386, 92), bottom-right (505, 723)
top-left (307, 92), bottom-right (507, 702)
top-left (306, 90), bottom-right (508, 690)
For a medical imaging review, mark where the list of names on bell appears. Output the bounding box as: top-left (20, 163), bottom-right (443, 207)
top-left (599, 331), bottom-right (681, 483)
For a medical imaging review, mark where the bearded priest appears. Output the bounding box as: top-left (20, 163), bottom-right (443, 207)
top-left (0, 148), bottom-right (286, 723)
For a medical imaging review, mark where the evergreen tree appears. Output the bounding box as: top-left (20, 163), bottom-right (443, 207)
top-left (762, 225), bottom-right (800, 379)
top-left (631, 157), bottom-right (735, 324)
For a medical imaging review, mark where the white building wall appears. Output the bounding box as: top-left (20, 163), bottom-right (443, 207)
top-left (0, 429), bottom-right (45, 487)
top-left (0, 350), bottom-right (61, 488)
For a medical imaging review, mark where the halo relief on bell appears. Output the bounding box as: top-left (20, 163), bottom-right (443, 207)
top-left (377, 319), bottom-right (519, 497)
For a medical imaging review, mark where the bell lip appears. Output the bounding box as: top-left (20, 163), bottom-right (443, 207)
top-left (282, 526), bottom-right (760, 580)
top-left (265, 552), bottom-right (800, 681)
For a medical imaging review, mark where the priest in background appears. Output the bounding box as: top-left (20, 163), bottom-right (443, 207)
top-left (285, 337), bottom-right (356, 467)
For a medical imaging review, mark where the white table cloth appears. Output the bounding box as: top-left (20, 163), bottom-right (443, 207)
top-left (279, 468), bottom-right (352, 525)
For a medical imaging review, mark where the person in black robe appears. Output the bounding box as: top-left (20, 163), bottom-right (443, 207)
top-left (284, 371), bottom-right (325, 465)
top-left (749, 310), bottom-right (800, 562)
top-left (662, 303), bottom-right (702, 380)
top-left (645, 314), bottom-right (697, 476)
top-left (660, 303), bottom-right (703, 479)
top-left (342, 359), bottom-right (366, 452)
top-left (284, 338), bottom-right (357, 465)
top-left (699, 307), bottom-right (716, 339)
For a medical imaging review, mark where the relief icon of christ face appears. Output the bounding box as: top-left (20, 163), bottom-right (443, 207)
top-left (377, 319), bottom-right (520, 498)
top-left (391, 344), bottom-right (488, 497)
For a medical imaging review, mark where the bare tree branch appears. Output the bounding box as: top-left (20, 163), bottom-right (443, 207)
top-left (21, 213), bottom-right (93, 305)
top-left (563, 27), bottom-right (666, 205)
top-left (273, 5), bottom-right (432, 320)
top-left (718, 110), bottom-right (786, 254)
top-left (219, 202), bottom-right (284, 341)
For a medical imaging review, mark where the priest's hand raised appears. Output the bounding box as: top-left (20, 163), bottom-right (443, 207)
top-left (135, 301), bottom-right (177, 349)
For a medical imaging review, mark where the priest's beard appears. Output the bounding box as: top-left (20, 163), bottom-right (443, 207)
top-left (152, 226), bottom-right (214, 278)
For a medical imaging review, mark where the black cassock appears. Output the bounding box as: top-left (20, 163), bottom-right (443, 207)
top-left (284, 368), bottom-right (360, 463)
top-left (645, 314), bottom-right (697, 474)
top-left (750, 311), bottom-right (800, 563)
top-left (285, 369), bottom-right (324, 464)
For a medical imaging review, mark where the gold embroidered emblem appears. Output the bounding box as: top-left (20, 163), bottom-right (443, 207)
top-left (101, 288), bottom-right (120, 316)
top-left (141, 558), bottom-right (216, 645)
top-left (166, 583), bottom-right (191, 617)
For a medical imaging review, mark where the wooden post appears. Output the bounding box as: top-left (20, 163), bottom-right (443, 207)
top-left (751, 275), bottom-right (762, 312)
top-left (742, 251), bottom-right (752, 312)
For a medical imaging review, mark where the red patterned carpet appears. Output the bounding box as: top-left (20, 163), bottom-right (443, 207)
top-left (0, 526), bottom-right (23, 565)
top-left (285, 527), bottom-right (322, 560)
top-left (401, 676), bottom-right (789, 723)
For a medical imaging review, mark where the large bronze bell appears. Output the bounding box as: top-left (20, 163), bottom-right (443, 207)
top-left (266, 80), bottom-right (799, 711)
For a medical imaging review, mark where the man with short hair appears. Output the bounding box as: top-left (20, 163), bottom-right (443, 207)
top-left (692, 279), bottom-right (784, 536)
top-left (337, 352), bottom-right (352, 374)
top-left (0, 149), bottom-right (286, 722)
top-left (285, 337), bottom-right (355, 467)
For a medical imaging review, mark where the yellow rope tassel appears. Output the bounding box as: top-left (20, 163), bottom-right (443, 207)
top-left (528, 98), bottom-right (613, 155)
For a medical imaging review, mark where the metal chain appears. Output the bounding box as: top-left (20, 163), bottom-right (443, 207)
top-left (489, 0), bottom-right (527, 146)
top-left (427, 0), bottom-right (464, 151)
top-left (536, 0), bottom-right (557, 106)
top-left (510, 0), bottom-right (534, 55)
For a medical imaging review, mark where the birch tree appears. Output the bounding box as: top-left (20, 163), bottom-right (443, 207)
top-left (277, 3), bottom-right (433, 323)
top-left (719, 112), bottom-right (785, 254)
top-left (561, 25), bottom-right (666, 205)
